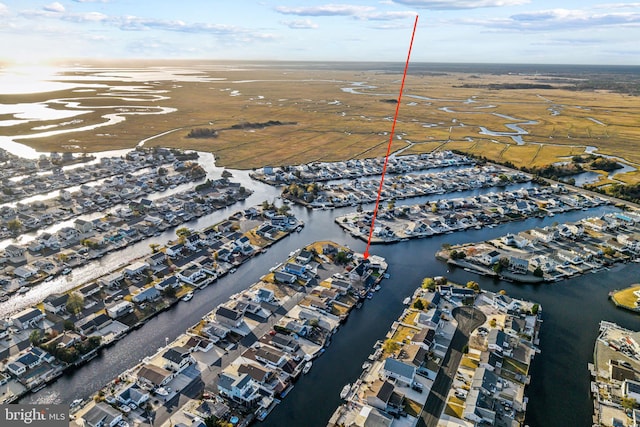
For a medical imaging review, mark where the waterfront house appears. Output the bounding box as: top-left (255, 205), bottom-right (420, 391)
top-left (255, 288), bottom-right (275, 304)
top-left (381, 357), bottom-right (416, 386)
top-left (254, 346), bottom-right (288, 369)
top-left (43, 293), bottom-right (69, 314)
top-left (124, 261), bottom-right (149, 278)
top-left (166, 243), bottom-right (184, 258)
top-left (99, 271), bottom-right (124, 288)
top-left (487, 330), bottom-right (510, 355)
top-left (116, 384), bottom-right (149, 407)
top-left (215, 306), bottom-right (245, 329)
top-left (410, 327), bottom-right (436, 351)
top-left (268, 333), bottom-right (300, 353)
top-left (106, 301), bottom-right (133, 319)
top-left (74, 218), bottom-right (93, 234)
top-left (416, 309), bottom-right (443, 330)
top-left (13, 265), bottom-right (37, 279)
top-left (161, 347), bottom-right (194, 372)
top-left (509, 257), bottom-right (529, 274)
top-left (76, 313), bottom-right (112, 336)
top-left (5, 244), bottom-right (25, 259)
top-left (274, 271), bottom-right (296, 284)
top-left (217, 372), bottom-right (261, 407)
top-left (271, 215), bottom-right (288, 228)
top-left (58, 226), bottom-right (79, 242)
top-left (10, 307), bottom-right (44, 330)
top-left (623, 379), bottom-right (640, 402)
top-left (366, 380), bottom-right (405, 415)
top-left (131, 286), bottom-right (161, 303)
top-left (177, 265), bottom-right (209, 286)
top-left (81, 402), bottom-right (122, 427)
top-left (16, 352), bottom-right (41, 370)
top-left (479, 250), bottom-right (502, 266)
top-left (79, 282), bottom-right (101, 298)
top-left (284, 262), bottom-right (306, 277)
top-left (155, 276), bottom-right (179, 292)
top-left (7, 362), bottom-right (26, 376)
top-left (136, 364), bottom-right (173, 389)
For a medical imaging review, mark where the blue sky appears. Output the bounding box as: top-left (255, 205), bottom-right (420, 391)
top-left (0, 0), bottom-right (639, 65)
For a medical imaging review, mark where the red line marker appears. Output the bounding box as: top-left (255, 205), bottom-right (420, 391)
top-left (363, 15), bottom-right (418, 260)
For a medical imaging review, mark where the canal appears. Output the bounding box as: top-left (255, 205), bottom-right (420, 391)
top-left (18, 172), bottom-right (638, 427)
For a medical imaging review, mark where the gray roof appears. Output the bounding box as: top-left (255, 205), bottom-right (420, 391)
top-left (163, 347), bottom-right (189, 364)
top-left (376, 380), bottom-right (394, 403)
top-left (382, 357), bottom-right (415, 380)
top-left (83, 403), bottom-right (121, 427)
top-left (216, 306), bottom-right (242, 321)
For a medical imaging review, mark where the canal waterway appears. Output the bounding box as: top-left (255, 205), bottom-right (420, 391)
top-left (17, 172), bottom-right (638, 427)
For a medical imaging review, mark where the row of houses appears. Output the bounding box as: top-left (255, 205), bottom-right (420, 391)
top-left (0, 175), bottom-right (252, 291)
top-left (462, 209), bottom-right (640, 281)
top-left (250, 151), bottom-right (475, 185)
top-left (0, 147), bottom-right (189, 206)
top-left (338, 184), bottom-right (610, 244)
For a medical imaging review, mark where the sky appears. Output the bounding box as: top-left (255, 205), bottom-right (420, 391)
top-left (0, 0), bottom-right (639, 65)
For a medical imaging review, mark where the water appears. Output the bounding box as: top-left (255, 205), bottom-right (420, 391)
top-left (18, 181), bottom-right (636, 427)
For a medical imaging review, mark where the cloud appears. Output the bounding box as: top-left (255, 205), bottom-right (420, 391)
top-left (0, 2), bottom-right (8, 16)
top-left (391, 0), bottom-right (529, 9)
top-left (43, 2), bottom-right (65, 13)
top-left (365, 11), bottom-right (417, 20)
top-left (275, 3), bottom-right (415, 21)
top-left (275, 4), bottom-right (375, 16)
top-left (281, 19), bottom-right (319, 29)
top-left (72, 0), bottom-right (110, 3)
top-left (460, 8), bottom-right (640, 31)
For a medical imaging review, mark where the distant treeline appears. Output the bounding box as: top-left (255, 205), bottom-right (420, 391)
top-left (229, 120), bottom-right (296, 130)
top-left (187, 128), bottom-right (218, 138)
top-left (456, 83), bottom-right (559, 90)
top-left (187, 121), bottom-right (296, 138)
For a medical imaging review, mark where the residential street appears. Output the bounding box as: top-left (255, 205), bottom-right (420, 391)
top-left (418, 306), bottom-right (486, 427)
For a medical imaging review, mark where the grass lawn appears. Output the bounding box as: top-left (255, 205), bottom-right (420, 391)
top-left (611, 285), bottom-right (640, 310)
top-left (331, 304), bottom-right (350, 317)
top-left (401, 310), bottom-right (419, 325)
top-left (391, 325), bottom-right (421, 343)
top-left (404, 398), bottom-right (423, 417)
top-left (503, 356), bottom-right (530, 376)
top-left (460, 355), bottom-right (479, 370)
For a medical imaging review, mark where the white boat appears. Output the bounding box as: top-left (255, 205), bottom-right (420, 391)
top-left (362, 362), bottom-right (372, 370)
top-left (17, 286), bottom-right (29, 294)
top-left (155, 387), bottom-right (169, 396)
top-left (62, 267), bottom-right (72, 275)
top-left (70, 399), bottom-right (83, 408)
top-left (374, 285), bottom-right (381, 291)
top-left (181, 292), bottom-right (193, 302)
top-left (340, 384), bottom-right (351, 399)
top-left (403, 297), bottom-right (411, 305)
top-left (302, 361), bottom-right (312, 374)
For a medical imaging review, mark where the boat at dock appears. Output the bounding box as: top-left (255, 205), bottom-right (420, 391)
top-left (403, 297), bottom-right (411, 305)
top-left (340, 384), bottom-right (351, 399)
top-left (302, 361), bottom-right (312, 374)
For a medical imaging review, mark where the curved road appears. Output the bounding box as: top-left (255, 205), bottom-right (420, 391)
top-left (418, 305), bottom-right (486, 427)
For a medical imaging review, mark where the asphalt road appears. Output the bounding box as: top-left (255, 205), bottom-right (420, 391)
top-left (418, 305), bottom-right (486, 427)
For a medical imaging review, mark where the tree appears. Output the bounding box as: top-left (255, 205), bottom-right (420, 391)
top-left (176, 227), bottom-right (191, 238)
top-left (489, 318), bottom-right (497, 328)
top-left (334, 251), bottom-right (350, 265)
top-left (533, 267), bottom-right (544, 277)
top-left (221, 169), bottom-right (233, 179)
top-left (29, 330), bottom-right (41, 346)
top-left (413, 299), bottom-right (425, 310)
top-left (277, 204), bottom-right (291, 215)
top-left (383, 339), bottom-right (400, 354)
top-left (387, 199), bottom-right (395, 210)
top-left (66, 292), bottom-right (85, 316)
top-left (149, 243), bottom-right (160, 253)
top-left (531, 304), bottom-right (539, 315)
top-left (421, 277), bottom-right (436, 291)
top-left (466, 281), bottom-right (480, 291)
top-left (621, 397), bottom-right (637, 411)
top-left (162, 286), bottom-right (177, 299)
top-left (64, 319), bottom-right (76, 331)
top-left (7, 218), bottom-right (22, 232)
